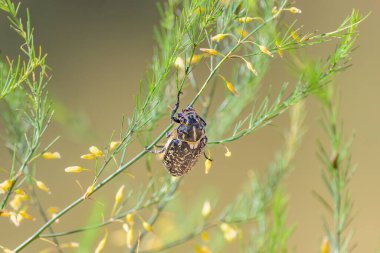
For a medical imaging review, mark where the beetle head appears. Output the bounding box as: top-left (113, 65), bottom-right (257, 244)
top-left (178, 106), bottom-right (206, 126)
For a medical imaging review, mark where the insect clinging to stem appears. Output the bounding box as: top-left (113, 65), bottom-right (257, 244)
top-left (147, 91), bottom-right (211, 176)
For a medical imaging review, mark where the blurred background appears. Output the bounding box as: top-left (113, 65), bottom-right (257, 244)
top-left (0, 0), bottom-right (379, 252)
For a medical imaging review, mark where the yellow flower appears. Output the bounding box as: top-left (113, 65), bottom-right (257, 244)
top-left (126, 226), bottom-right (134, 248)
top-left (236, 28), bottom-right (248, 37)
top-left (64, 166), bottom-right (88, 173)
top-left (272, 6), bottom-right (279, 15)
top-left (0, 180), bottom-right (13, 194)
top-left (142, 221), bottom-right (153, 233)
top-left (19, 210), bottom-right (34, 221)
top-left (291, 31), bottom-right (301, 42)
top-left (42, 152), bottom-right (61, 160)
top-left (10, 212), bottom-right (23, 227)
top-left (174, 57), bottom-right (185, 70)
top-left (224, 146), bottom-right (231, 157)
top-left (321, 237), bottom-right (330, 253)
top-left (94, 230), bottom-right (108, 253)
top-left (201, 231), bottom-right (209, 242)
top-left (60, 242), bottom-right (79, 249)
top-left (112, 185), bottom-right (125, 215)
top-left (89, 146), bottom-right (103, 157)
top-left (80, 154), bottom-right (96, 160)
top-left (115, 185), bottom-right (125, 204)
top-left (126, 213), bottom-right (134, 226)
top-left (200, 48), bottom-right (219, 56)
top-left (220, 223), bottom-right (238, 242)
top-left (211, 33), bottom-right (230, 42)
top-left (195, 245), bottom-right (212, 253)
top-left (288, 7), bottom-right (302, 14)
top-left (202, 200), bottom-right (212, 218)
top-left (0, 245), bottom-right (14, 253)
top-left (0, 210), bottom-right (11, 217)
top-left (220, 75), bottom-right (239, 96)
top-left (36, 180), bottom-right (51, 194)
top-left (110, 141), bottom-right (121, 151)
top-left (84, 183), bottom-right (96, 199)
top-left (204, 159), bottom-right (212, 174)
top-left (10, 193), bottom-right (28, 211)
top-left (47, 206), bottom-right (60, 223)
top-left (14, 189), bottom-right (26, 196)
top-left (258, 45), bottom-right (274, 57)
top-left (245, 61), bottom-right (258, 76)
top-left (190, 54), bottom-right (203, 64)
top-left (238, 17), bottom-right (255, 23)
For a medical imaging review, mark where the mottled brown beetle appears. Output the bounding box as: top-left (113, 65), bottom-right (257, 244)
top-left (148, 92), bottom-right (210, 176)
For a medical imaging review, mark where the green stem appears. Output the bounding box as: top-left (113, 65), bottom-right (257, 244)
top-left (41, 201), bottom-right (158, 238)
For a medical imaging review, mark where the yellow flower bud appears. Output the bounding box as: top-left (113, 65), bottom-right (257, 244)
top-left (62, 242), bottom-right (79, 249)
top-left (237, 28), bottom-right (248, 37)
top-left (202, 201), bottom-right (212, 218)
top-left (201, 231), bottom-right (209, 242)
top-left (14, 189), bottom-right (26, 196)
top-left (64, 166), bottom-right (88, 173)
top-left (220, 75), bottom-right (239, 96)
top-left (115, 185), bottom-right (125, 204)
top-left (238, 17), bottom-right (254, 23)
top-left (258, 45), bottom-right (274, 57)
top-left (190, 54), bottom-right (203, 64)
top-left (80, 154), bottom-right (96, 160)
top-left (220, 223), bottom-right (238, 242)
top-left (19, 210), bottom-right (34, 220)
top-left (126, 226), bottom-right (134, 248)
top-left (126, 214), bottom-right (134, 226)
top-left (89, 146), bottom-right (103, 157)
top-left (10, 194), bottom-right (28, 211)
top-left (200, 48), bottom-right (219, 56)
top-left (224, 146), bottom-right (231, 157)
top-left (84, 184), bottom-right (95, 199)
top-left (0, 210), bottom-right (11, 217)
top-left (195, 245), bottom-right (212, 253)
top-left (245, 61), bottom-right (258, 76)
top-left (36, 180), bottom-right (51, 194)
top-left (42, 152), bottom-right (61, 160)
top-left (321, 237), bottom-right (330, 253)
top-left (174, 57), bottom-right (185, 70)
top-left (272, 6), bottom-right (279, 15)
top-left (110, 141), bottom-right (121, 151)
top-left (204, 159), bottom-right (212, 174)
top-left (142, 221), bottom-right (153, 233)
top-left (94, 230), bottom-right (108, 253)
top-left (289, 7), bottom-right (302, 14)
top-left (10, 212), bottom-right (23, 227)
top-left (0, 180), bottom-right (13, 194)
top-left (211, 33), bottom-right (230, 42)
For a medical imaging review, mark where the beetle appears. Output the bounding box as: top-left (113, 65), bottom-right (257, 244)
top-left (148, 91), bottom-right (210, 176)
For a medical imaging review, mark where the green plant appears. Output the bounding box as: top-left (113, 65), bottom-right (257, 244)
top-left (0, 0), bottom-right (365, 252)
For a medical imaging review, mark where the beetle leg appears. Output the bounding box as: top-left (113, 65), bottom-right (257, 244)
top-left (203, 152), bottom-right (213, 161)
top-left (145, 146), bottom-right (166, 154)
top-left (166, 130), bottom-right (173, 138)
top-left (171, 91), bottom-right (182, 123)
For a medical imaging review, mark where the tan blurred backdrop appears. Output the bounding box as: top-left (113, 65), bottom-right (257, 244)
top-left (0, 0), bottom-right (379, 252)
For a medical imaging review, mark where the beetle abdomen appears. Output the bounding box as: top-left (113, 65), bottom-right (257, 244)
top-left (163, 136), bottom-right (207, 176)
